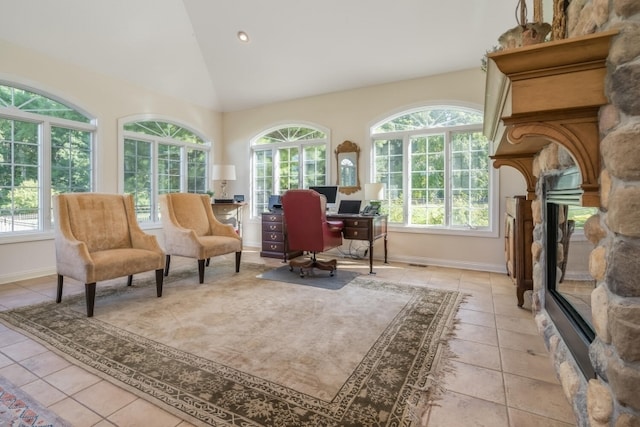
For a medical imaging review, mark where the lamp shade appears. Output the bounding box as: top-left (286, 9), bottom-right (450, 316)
top-left (211, 164), bottom-right (236, 181)
top-left (364, 183), bottom-right (384, 200)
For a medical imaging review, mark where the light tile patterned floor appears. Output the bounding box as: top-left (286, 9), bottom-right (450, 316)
top-left (0, 248), bottom-right (577, 426)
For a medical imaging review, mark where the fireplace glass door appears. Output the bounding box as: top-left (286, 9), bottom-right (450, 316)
top-left (544, 171), bottom-right (597, 378)
top-left (555, 205), bottom-right (598, 329)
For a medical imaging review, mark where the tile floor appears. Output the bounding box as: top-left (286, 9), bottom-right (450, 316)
top-left (0, 248), bottom-right (577, 426)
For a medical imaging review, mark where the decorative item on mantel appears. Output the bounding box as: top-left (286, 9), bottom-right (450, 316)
top-left (482, 0), bottom-right (554, 72)
top-left (498, 0), bottom-right (551, 50)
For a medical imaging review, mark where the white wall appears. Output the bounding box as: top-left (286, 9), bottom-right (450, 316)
top-left (0, 40), bottom-right (223, 283)
top-left (223, 69), bottom-right (527, 272)
top-left (0, 41), bottom-right (528, 284)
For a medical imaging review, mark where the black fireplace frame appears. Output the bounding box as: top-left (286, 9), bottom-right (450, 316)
top-left (543, 170), bottom-right (596, 379)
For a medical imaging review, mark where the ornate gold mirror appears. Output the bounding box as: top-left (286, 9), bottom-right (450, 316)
top-left (335, 140), bottom-right (360, 195)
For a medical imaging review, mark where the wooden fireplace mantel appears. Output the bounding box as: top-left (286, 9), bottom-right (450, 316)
top-left (483, 29), bottom-right (618, 206)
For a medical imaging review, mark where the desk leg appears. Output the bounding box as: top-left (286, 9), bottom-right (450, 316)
top-left (369, 240), bottom-right (375, 274)
top-left (384, 235), bottom-right (388, 263)
top-left (236, 207), bottom-right (242, 237)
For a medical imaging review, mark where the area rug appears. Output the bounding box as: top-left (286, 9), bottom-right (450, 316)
top-left (0, 261), bottom-right (462, 427)
top-left (0, 374), bottom-right (72, 427)
top-left (257, 264), bottom-right (360, 289)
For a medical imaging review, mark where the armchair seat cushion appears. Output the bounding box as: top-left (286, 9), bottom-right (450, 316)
top-left (90, 248), bottom-right (165, 282)
top-left (197, 235), bottom-right (243, 258)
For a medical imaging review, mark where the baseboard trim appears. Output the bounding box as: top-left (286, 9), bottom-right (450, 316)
top-left (0, 266), bottom-right (56, 285)
top-left (322, 246), bottom-right (506, 274)
top-left (388, 254), bottom-right (506, 274)
top-left (0, 247), bottom-right (508, 286)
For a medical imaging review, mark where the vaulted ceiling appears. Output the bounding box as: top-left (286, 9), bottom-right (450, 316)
top-left (0, 0), bottom-right (524, 112)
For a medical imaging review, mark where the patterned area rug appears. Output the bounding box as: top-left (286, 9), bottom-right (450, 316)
top-left (0, 374), bottom-right (72, 427)
top-left (0, 262), bottom-right (462, 427)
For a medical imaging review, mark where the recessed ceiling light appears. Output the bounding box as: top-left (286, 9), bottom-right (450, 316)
top-left (237, 31), bottom-right (250, 43)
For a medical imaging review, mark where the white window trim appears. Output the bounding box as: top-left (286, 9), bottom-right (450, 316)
top-left (249, 122), bottom-right (331, 219)
top-left (369, 102), bottom-right (499, 238)
top-left (0, 82), bottom-right (97, 243)
top-left (117, 115), bottom-right (211, 224)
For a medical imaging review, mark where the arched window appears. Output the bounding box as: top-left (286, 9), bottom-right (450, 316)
top-left (0, 83), bottom-right (96, 236)
top-left (251, 124), bottom-right (329, 216)
top-left (371, 105), bottom-right (494, 233)
top-left (121, 118), bottom-right (210, 222)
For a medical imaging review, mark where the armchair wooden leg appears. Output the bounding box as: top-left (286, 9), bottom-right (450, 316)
top-left (155, 269), bottom-right (164, 297)
top-left (206, 258), bottom-right (210, 267)
top-left (198, 259), bottom-right (205, 284)
top-left (164, 255), bottom-right (171, 276)
top-left (127, 275), bottom-right (133, 286)
top-left (56, 274), bottom-right (64, 303)
top-left (85, 282), bottom-right (96, 317)
top-left (235, 251), bottom-right (242, 273)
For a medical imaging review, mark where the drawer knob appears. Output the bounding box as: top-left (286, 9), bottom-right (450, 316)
top-left (269, 225), bottom-right (277, 230)
top-left (270, 244), bottom-right (277, 250)
top-left (270, 234), bottom-right (278, 240)
top-left (353, 231), bottom-right (358, 236)
top-left (354, 221), bottom-right (359, 226)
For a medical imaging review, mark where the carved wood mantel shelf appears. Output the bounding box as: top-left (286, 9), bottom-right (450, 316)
top-left (483, 29), bottom-right (618, 206)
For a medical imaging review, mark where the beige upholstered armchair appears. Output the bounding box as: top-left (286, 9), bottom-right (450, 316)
top-left (53, 193), bottom-right (165, 317)
top-left (159, 193), bottom-right (242, 283)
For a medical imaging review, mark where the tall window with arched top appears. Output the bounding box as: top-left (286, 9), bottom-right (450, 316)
top-left (251, 125), bottom-right (329, 216)
top-left (372, 106), bottom-right (493, 232)
top-left (0, 83), bottom-right (96, 236)
top-left (121, 119), bottom-right (210, 222)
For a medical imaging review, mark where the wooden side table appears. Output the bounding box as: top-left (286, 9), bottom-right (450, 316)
top-left (211, 202), bottom-right (246, 236)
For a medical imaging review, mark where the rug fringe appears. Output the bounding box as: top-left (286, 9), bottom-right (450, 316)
top-left (405, 292), bottom-right (469, 426)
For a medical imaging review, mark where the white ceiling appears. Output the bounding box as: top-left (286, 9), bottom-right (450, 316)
top-left (0, 0), bottom-right (521, 112)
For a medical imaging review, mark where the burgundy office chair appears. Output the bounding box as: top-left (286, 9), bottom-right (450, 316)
top-left (281, 189), bottom-right (344, 277)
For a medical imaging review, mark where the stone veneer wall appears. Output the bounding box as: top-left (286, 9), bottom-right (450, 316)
top-left (529, 1), bottom-right (640, 426)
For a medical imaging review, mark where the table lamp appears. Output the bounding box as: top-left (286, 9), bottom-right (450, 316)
top-left (364, 183), bottom-right (384, 212)
top-left (211, 164), bottom-right (236, 199)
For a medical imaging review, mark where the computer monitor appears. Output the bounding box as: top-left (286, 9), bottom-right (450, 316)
top-left (309, 185), bottom-right (338, 210)
top-left (268, 194), bottom-right (282, 211)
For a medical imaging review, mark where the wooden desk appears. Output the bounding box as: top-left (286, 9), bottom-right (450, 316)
top-left (211, 202), bottom-right (246, 236)
top-left (327, 214), bottom-right (388, 274)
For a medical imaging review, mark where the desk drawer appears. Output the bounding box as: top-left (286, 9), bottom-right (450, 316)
top-left (262, 222), bottom-right (283, 232)
top-left (342, 218), bottom-right (368, 228)
top-left (262, 241), bottom-right (286, 253)
top-left (343, 226), bottom-right (369, 240)
top-left (262, 213), bottom-right (283, 223)
top-left (214, 205), bottom-right (235, 215)
top-left (262, 231), bottom-right (285, 243)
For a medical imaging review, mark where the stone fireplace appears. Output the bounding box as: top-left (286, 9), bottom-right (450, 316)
top-left (484, 1), bottom-right (639, 425)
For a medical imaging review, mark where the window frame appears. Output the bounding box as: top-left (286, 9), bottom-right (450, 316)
top-left (370, 104), bottom-right (499, 238)
top-left (250, 123), bottom-right (330, 218)
top-left (0, 82), bottom-right (97, 243)
top-left (118, 115), bottom-right (211, 225)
